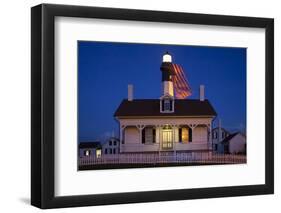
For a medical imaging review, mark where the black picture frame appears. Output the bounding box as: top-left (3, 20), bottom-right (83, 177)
top-left (31, 3), bottom-right (274, 209)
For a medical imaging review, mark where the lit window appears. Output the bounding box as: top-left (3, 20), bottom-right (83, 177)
top-left (181, 127), bottom-right (189, 143)
top-left (84, 150), bottom-right (91, 156)
top-left (96, 149), bottom-right (101, 158)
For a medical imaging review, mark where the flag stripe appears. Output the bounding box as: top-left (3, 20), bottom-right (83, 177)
top-left (171, 64), bottom-right (192, 99)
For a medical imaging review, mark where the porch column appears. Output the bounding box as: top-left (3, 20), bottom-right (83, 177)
top-left (158, 125), bottom-right (161, 155)
top-left (188, 124), bottom-right (197, 143)
top-left (137, 125), bottom-right (145, 144)
top-left (119, 125), bottom-right (126, 153)
top-left (208, 123), bottom-right (212, 151)
top-left (172, 125), bottom-right (176, 155)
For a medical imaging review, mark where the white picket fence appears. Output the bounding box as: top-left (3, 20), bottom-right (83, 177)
top-left (79, 152), bottom-right (246, 166)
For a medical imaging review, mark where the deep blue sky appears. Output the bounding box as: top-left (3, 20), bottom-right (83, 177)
top-left (78, 41), bottom-right (246, 141)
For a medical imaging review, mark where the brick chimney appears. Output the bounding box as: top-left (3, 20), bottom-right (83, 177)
top-left (128, 84), bottom-right (133, 101)
top-left (199, 85), bottom-right (205, 101)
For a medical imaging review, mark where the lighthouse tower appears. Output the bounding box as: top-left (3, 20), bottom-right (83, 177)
top-left (160, 52), bottom-right (174, 97)
top-left (160, 52), bottom-right (175, 113)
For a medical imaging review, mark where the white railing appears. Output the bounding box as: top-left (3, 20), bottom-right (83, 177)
top-left (120, 143), bottom-right (159, 152)
top-left (120, 141), bottom-right (209, 152)
top-left (174, 142), bottom-right (208, 151)
top-left (79, 152), bottom-right (246, 167)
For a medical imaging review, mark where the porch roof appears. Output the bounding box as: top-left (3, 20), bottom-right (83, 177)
top-left (114, 99), bottom-right (217, 117)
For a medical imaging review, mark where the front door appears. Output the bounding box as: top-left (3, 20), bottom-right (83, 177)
top-left (162, 130), bottom-right (173, 149)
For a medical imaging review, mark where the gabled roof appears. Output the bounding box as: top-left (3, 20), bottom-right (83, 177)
top-left (212, 127), bottom-right (230, 134)
top-left (114, 99), bottom-right (217, 117)
top-left (221, 133), bottom-right (239, 144)
top-left (79, 142), bottom-right (102, 149)
top-left (102, 137), bottom-right (120, 145)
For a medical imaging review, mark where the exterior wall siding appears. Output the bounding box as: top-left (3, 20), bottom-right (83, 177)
top-left (229, 134), bottom-right (246, 154)
top-left (102, 138), bottom-right (120, 155)
top-left (193, 126), bottom-right (207, 142)
top-left (124, 126), bottom-right (139, 144)
top-left (156, 127), bottom-right (160, 143)
top-left (119, 117), bottom-right (213, 127)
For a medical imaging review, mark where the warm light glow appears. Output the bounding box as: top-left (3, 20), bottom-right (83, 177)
top-left (163, 124), bottom-right (172, 129)
top-left (163, 81), bottom-right (174, 96)
top-left (182, 127), bottom-right (189, 143)
top-left (96, 149), bottom-right (101, 158)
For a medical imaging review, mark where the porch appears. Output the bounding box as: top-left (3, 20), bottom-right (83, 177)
top-left (119, 120), bottom-right (213, 153)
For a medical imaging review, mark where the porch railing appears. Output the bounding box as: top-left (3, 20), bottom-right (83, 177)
top-left (120, 141), bottom-right (209, 152)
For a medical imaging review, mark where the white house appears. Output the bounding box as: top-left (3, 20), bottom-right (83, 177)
top-left (212, 126), bottom-right (230, 152)
top-left (114, 52), bottom-right (217, 153)
top-left (219, 132), bottom-right (246, 154)
top-left (102, 137), bottom-right (120, 155)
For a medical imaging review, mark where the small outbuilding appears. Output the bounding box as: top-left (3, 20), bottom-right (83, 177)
top-left (79, 142), bottom-right (102, 158)
top-left (218, 132), bottom-right (246, 154)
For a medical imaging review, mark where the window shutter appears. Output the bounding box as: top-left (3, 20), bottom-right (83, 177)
top-left (142, 128), bottom-right (145, 144)
top-left (188, 128), bottom-right (192, 142)
top-left (179, 128), bottom-right (182, 142)
top-left (153, 129), bottom-right (156, 143)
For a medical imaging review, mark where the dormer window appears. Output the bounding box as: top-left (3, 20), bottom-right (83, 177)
top-left (160, 95), bottom-right (174, 113)
top-left (164, 99), bottom-right (171, 111)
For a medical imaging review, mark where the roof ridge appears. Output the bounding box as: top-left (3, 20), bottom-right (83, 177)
top-left (115, 99), bottom-right (216, 117)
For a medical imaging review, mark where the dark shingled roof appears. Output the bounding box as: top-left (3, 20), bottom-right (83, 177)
top-left (114, 99), bottom-right (217, 117)
top-left (79, 142), bottom-right (102, 149)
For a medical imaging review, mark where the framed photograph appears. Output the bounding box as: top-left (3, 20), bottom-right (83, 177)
top-left (31, 4), bottom-right (274, 209)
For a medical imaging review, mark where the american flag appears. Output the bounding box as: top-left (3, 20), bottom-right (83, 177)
top-left (171, 64), bottom-right (192, 99)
